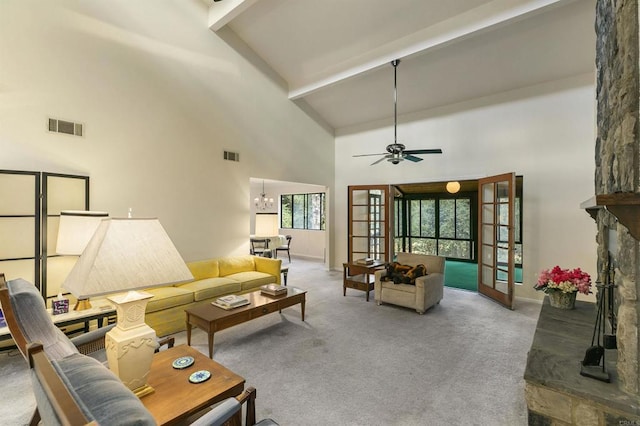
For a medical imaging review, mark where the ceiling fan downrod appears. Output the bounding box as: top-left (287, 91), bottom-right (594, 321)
top-left (351, 58), bottom-right (442, 165)
top-left (392, 59), bottom-right (400, 146)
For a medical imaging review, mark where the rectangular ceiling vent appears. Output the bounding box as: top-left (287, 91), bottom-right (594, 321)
top-left (48, 118), bottom-right (83, 137)
top-left (224, 151), bottom-right (240, 162)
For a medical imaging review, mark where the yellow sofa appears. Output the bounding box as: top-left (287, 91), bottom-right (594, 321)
top-left (144, 255), bottom-right (281, 336)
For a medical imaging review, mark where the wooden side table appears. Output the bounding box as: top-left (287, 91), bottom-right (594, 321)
top-left (343, 261), bottom-right (386, 301)
top-left (142, 345), bottom-right (245, 425)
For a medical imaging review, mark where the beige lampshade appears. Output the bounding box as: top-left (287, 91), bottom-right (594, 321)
top-left (255, 213), bottom-right (279, 237)
top-left (56, 210), bottom-right (109, 255)
top-left (446, 181), bottom-right (461, 194)
top-left (62, 218), bottom-right (193, 299)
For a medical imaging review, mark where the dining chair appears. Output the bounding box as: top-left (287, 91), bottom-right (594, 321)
top-left (250, 238), bottom-right (270, 257)
top-left (275, 235), bottom-right (292, 262)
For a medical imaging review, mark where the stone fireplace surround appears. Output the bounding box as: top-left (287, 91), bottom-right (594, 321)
top-left (524, 0), bottom-right (640, 424)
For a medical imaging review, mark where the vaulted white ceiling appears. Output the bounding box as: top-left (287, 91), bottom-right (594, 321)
top-left (207, 0), bottom-right (596, 131)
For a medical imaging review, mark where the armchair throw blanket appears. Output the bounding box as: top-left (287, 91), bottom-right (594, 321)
top-left (383, 262), bottom-right (427, 285)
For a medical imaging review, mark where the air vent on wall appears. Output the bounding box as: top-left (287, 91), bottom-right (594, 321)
top-left (48, 118), bottom-right (83, 137)
top-left (224, 151), bottom-right (240, 162)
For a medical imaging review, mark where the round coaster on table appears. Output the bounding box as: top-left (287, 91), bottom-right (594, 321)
top-left (189, 370), bottom-right (211, 384)
top-left (172, 356), bottom-right (195, 369)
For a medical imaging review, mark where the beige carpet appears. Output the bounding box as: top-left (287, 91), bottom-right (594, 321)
top-left (0, 257), bottom-right (541, 425)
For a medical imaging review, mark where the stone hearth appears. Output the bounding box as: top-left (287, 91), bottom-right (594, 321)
top-left (524, 299), bottom-right (638, 424)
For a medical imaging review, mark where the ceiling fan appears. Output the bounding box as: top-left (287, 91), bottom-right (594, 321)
top-left (353, 59), bottom-right (442, 165)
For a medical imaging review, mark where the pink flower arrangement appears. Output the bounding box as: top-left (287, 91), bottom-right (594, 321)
top-left (534, 266), bottom-right (592, 295)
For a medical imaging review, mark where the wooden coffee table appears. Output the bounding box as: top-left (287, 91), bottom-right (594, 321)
top-left (186, 287), bottom-right (306, 358)
top-left (142, 344), bottom-right (245, 425)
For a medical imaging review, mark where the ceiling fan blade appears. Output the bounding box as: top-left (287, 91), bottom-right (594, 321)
top-left (403, 148), bottom-right (443, 155)
top-left (404, 154), bottom-right (423, 162)
top-left (371, 156), bottom-right (388, 165)
top-left (353, 153), bottom-right (387, 157)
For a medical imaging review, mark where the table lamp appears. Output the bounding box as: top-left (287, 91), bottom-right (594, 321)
top-left (55, 210), bottom-right (109, 310)
top-left (255, 212), bottom-right (279, 237)
top-left (62, 218), bottom-right (193, 396)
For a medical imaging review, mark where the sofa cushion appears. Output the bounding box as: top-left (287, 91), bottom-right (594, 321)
top-left (145, 286), bottom-right (194, 313)
top-left (8, 278), bottom-right (78, 360)
top-left (51, 353), bottom-right (155, 425)
top-left (229, 272), bottom-right (277, 291)
top-left (218, 256), bottom-right (255, 277)
top-left (178, 278), bottom-right (242, 302)
top-left (187, 259), bottom-right (219, 281)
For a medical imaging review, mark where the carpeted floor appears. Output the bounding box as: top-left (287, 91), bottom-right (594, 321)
top-left (0, 257), bottom-right (541, 425)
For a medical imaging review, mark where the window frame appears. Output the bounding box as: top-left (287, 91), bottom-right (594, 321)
top-left (396, 192), bottom-right (477, 262)
top-left (394, 182), bottom-right (523, 267)
top-left (280, 192), bottom-right (326, 231)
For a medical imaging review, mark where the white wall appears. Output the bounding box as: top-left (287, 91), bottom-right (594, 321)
top-left (0, 0), bottom-right (334, 262)
top-left (334, 74), bottom-right (597, 301)
top-left (249, 179), bottom-right (326, 260)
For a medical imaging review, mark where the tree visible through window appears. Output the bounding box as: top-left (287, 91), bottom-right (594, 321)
top-left (281, 193), bottom-right (325, 230)
top-left (399, 196), bottom-right (474, 260)
top-left (395, 190), bottom-right (522, 266)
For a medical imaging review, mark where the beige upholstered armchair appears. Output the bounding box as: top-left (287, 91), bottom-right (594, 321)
top-left (374, 252), bottom-right (445, 314)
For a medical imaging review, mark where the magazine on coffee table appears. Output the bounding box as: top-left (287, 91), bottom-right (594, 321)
top-left (212, 295), bottom-right (250, 310)
top-left (260, 284), bottom-right (287, 296)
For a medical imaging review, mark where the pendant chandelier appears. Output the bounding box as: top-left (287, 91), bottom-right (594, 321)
top-left (254, 180), bottom-right (274, 210)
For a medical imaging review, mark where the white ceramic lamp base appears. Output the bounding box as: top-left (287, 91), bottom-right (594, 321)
top-left (106, 291), bottom-right (157, 397)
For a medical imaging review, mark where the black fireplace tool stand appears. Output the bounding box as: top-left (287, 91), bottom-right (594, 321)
top-left (580, 263), bottom-right (616, 383)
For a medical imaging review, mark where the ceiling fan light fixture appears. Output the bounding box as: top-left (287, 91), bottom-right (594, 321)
top-left (446, 181), bottom-right (461, 194)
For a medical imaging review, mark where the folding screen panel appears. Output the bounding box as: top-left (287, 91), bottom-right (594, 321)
top-left (0, 170), bottom-right (41, 287)
top-left (42, 173), bottom-right (89, 298)
top-left (0, 170), bottom-right (89, 299)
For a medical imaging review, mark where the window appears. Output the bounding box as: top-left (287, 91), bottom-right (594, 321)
top-left (397, 195), bottom-right (474, 261)
top-left (281, 192), bottom-right (325, 230)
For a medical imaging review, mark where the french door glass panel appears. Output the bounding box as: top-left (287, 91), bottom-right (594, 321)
top-left (348, 186), bottom-right (391, 263)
